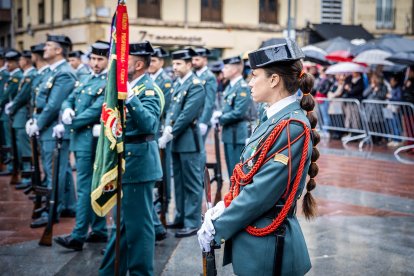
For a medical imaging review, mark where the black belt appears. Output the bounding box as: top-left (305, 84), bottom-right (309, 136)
top-left (124, 134), bottom-right (155, 144)
top-left (262, 203), bottom-right (296, 220)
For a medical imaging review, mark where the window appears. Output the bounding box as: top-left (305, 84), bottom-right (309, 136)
top-left (62, 0), bottom-right (70, 20)
top-left (17, 7), bottom-right (23, 28)
top-left (376, 0), bottom-right (394, 29)
top-left (38, 0), bottom-right (45, 24)
top-left (201, 0), bottom-right (222, 22)
top-left (137, 0), bottom-right (160, 19)
top-left (321, 0), bottom-right (342, 24)
top-left (259, 0), bottom-right (278, 24)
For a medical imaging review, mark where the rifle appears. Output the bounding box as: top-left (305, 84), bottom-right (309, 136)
top-left (39, 137), bottom-right (62, 246)
top-left (30, 134), bottom-right (46, 219)
top-left (206, 123), bottom-right (223, 205)
top-left (157, 148), bottom-right (167, 226)
top-left (202, 167), bottom-right (219, 276)
top-left (9, 118), bottom-right (21, 184)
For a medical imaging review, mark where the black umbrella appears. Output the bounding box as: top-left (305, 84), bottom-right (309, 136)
top-left (301, 45), bottom-right (331, 65)
top-left (386, 52), bottom-right (414, 66)
top-left (351, 34), bottom-right (414, 56)
top-left (313, 36), bottom-right (355, 54)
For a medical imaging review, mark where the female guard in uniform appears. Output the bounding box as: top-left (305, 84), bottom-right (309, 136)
top-left (197, 39), bottom-right (320, 275)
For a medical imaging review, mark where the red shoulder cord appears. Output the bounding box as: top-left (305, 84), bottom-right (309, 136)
top-left (223, 119), bottom-right (311, 237)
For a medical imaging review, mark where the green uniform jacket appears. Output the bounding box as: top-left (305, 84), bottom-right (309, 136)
top-left (10, 67), bottom-right (37, 128)
top-left (0, 68), bottom-right (10, 102)
top-left (197, 68), bottom-right (217, 126)
top-left (123, 74), bottom-right (164, 184)
top-left (31, 67), bottom-right (51, 115)
top-left (0, 69), bottom-right (23, 109)
top-left (35, 61), bottom-right (77, 141)
top-left (166, 73), bottom-right (205, 153)
top-left (62, 72), bottom-right (106, 152)
top-left (0, 68), bottom-right (10, 121)
top-left (154, 69), bottom-right (173, 118)
top-left (213, 101), bottom-right (312, 276)
top-left (76, 64), bottom-right (90, 79)
top-left (219, 78), bottom-right (251, 144)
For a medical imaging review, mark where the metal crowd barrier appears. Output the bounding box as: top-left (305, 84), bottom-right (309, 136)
top-left (315, 97), bottom-right (414, 164)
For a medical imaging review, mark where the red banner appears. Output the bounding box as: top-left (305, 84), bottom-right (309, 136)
top-left (116, 3), bottom-right (129, 100)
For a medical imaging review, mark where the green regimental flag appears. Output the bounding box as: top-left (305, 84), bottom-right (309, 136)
top-left (91, 1), bottom-right (129, 217)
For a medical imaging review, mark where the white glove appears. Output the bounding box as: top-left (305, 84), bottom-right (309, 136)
top-left (158, 126), bottom-right (173, 149)
top-left (92, 124), bottom-right (101, 137)
top-left (5, 102), bottom-right (13, 115)
top-left (210, 110), bottom-right (222, 126)
top-left (26, 119), bottom-right (34, 135)
top-left (126, 81), bottom-right (134, 102)
top-left (52, 123), bottom-right (65, 138)
top-left (62, 108), bottom-right (75, 125)
top-left (199, 123), bottom-right (208, 136)
top-left (197, 222), bottom-right (215, 252)
top-left (211, 201), bottom-right (225, 221)
top-left (27, 119), bottom-right (39, 137)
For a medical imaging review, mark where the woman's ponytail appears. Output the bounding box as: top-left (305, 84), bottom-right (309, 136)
top-left (299, 71), bottom-right (319, 220)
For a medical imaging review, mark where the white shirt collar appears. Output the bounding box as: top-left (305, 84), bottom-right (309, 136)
top-left (196, 66), bottom-right (208, 77)
top-left (266, 95), bottom-right (297, 119)
top-left (0, 65), bottom-right (6, 72)
top-left (179, 71), bottom-right (193, 85)
top-left (37, 65), bottom-right (49, 74)
top-left (129, 73), bottom-right (146, 88)
top-left (150, 68), bottom-right (163, 80)
top-left (230, 75), bottom-right (243, 87)
top-left (76, 63), bottom-right (85, 71)
top-left (92, 69), bottom-right (108, 78)
top-left (9, 68), bottom-right (21, 76)
top-left (23, 66), bottom-right (35, 76)
top-left (49, 59), bottom-right (66, 71)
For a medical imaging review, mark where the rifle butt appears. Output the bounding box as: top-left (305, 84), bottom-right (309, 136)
top-left (39, 227), bottom-right (53, 246)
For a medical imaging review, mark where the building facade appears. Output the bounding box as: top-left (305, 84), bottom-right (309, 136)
top-left (6, 0), bottom-right (414, 57)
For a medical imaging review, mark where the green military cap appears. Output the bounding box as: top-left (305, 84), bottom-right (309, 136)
top-left (248, 38), bottom-right (304, 69)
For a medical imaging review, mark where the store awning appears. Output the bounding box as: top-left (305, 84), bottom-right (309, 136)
top-left (312, 23), bottom-right (374, 41)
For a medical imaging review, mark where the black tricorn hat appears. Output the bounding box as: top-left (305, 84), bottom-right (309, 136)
top-left (223, 55), bottom-right (242, 65)
top-left (21, 50), bottom-right (32, 58)
top-left (194, 47), bottom-right (211, 57)
top-left (95, 40), bottom-right (110, 46)
top-left (152, 47), bottom-right (169, 58)
top-left (5, 49), bottom-right (21, 61)
top-left (129, 41), bottom-right (154, 56)
top-left (91, 42), bottom-right (110, 57)
top-left (248, 38), bottom-right (304, 69)
top-left (68, 50), bottom-right (84, 58)
top-left (209, 60), bottom-right (224, 73)
top-left (171, 48), bottom-right (197, 60)
top-left (30, 43), bottom-right (45, 55)
top-left (47, 34), bottom-right (72, 47)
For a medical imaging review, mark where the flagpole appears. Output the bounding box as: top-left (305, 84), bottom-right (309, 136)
top-left (115, 103), bottom-right (123, 276)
